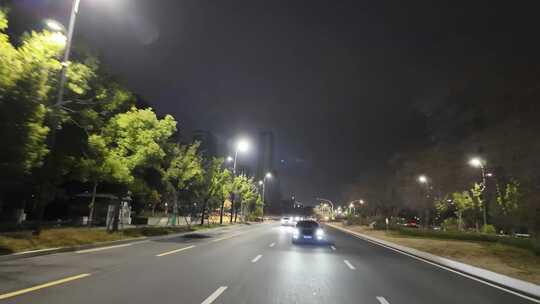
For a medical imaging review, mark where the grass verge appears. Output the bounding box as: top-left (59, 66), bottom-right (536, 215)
top-left (0, 223), bottom-right (230, 255)
top-left (338, 223), bottom-right (540, 285)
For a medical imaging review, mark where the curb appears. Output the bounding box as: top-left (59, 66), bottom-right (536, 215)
top-left (325, 223), bottom-right (540, 302)
top-left (0, 224), bottom-right (243, 262)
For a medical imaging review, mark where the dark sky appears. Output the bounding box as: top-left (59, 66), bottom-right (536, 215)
top-left (9, 0), bottom-right (540, 204)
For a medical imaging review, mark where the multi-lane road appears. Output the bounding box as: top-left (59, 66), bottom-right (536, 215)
top-left (0, 222), bottom-right (538, 304)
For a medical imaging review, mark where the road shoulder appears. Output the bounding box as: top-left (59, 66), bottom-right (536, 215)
top-left (326, 222), bottom-right (540, 301)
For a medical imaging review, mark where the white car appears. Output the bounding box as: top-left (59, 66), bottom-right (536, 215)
top-left (281, 216), bottom-right (300, 226)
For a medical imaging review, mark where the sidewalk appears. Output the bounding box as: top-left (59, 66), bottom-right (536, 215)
top-left (326, 222), bottom-right (540, 300)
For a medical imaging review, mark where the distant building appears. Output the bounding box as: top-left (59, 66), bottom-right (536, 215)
top-left (255, 130), bottom-right (283, 212)
top-left (256, 130), bottom-right (274, 180)
top-left (192, 130), bottom-right (218, 159)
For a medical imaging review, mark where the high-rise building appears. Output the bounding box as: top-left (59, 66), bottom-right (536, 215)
top-left (256, 130), bottom-right (274, 180)
top-left (256, 130), bottom-right (283, 213)
top-left (192, 130), bottom-right (218, 159)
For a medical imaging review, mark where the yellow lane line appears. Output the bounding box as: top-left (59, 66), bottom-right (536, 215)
top-left (155, 245), bottom-right (196, 257)
top-left (0, 273), bottom-right (91, 300)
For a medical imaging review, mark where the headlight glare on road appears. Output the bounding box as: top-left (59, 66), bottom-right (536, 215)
top-left (316, 228), bottom-right (324, 236)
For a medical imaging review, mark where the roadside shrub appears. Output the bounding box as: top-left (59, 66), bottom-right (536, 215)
top-left (131, 217), bottom-right (148, 225)
top-left (481, 224), bottom-right (496, 235)
top-left (441, 218), bottom-right (458, 231)
top-left (396, 227), bottom-right (536, 253)
top-left (344, 215), bottom-right (367, 226)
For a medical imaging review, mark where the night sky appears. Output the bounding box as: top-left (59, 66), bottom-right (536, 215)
top-left (8, 0), bottom-right (540, 204)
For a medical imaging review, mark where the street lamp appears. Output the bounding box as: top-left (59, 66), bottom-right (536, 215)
top-left (232, 138), bottom-right (250, 175)
top-left (418, 175), bottom-right (428, 184)
top-left (51, 0), bottom-right (82, 108)
top-left (468, 157), bottom-right (488, 227)
top-left (316, 198), bottom-right (334, 219)
top-left (260, 172), bottom-right (272, 207)
top-left (347, 199), bottom-right (364, 216)
top-left (469, 157), bottom-right (484, 168)
top-left (44, 19), bottom-right (66, 32)
top-left (226, 156), bottom-right (234, 163)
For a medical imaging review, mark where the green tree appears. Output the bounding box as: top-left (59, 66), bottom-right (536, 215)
top-left (231, 175), bottom-right (259, 222)
top-left (82, 107), bottom-right (176, 228)
top-left (196, 158), bottom-right (231, 226)
top-left (0, 9), bottom-right (96, 230)
top-left (496, 179), bottom-right (520, 215)
top-left (219, 169), bottom-right (234, 224)
top-left (161, 143), bottom-right (204, 228)
top-left (451, 191), bottom-right (474, 231)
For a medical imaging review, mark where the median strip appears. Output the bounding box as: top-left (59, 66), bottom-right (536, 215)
top-left (251, 254), bottom-right (263, 263)
top-left (376, 296), bottom-right (390, 304)
top-left (0, 273), bottom-right (91, 300)
top-left (344, 259), bottom-right (356, 270)
top-left (156, 245), bottom-right (196, 257)
top-left (201, 286), bottom-right (227, 304)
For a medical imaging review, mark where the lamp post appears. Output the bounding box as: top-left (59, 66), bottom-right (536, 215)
top-left (229, 138), bottom-right (250, 223)
top-left (316, 198), bottom-right (334, 219)
top-left (46, 0), bottom-right (82, 109)
top-left (258, 172), bottom-right (272, 219)
top-left (232, 139), bottom-right (249, 175)
top-left (469, 157), bottom-right (488, 228)
top-left (348, 199), bottom-right (364, 216)
top-left (417, 174), bottom-right (432, 228)
top-left (260, 172), bottom-right (272, 205)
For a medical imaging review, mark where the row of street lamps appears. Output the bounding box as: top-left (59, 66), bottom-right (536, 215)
top-left (44, 4), bottom-right (272, 216)
top-left (417, 157), bottom-right (490, 227)
top-left (225, 138), bottom-right (273, 209)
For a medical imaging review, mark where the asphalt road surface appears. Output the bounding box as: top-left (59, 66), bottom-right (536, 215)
top-left (0, 222), bottom-right (538, 304)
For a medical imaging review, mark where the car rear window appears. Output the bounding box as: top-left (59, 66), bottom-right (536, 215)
top-left (296, 221), bottom-right (319, 228)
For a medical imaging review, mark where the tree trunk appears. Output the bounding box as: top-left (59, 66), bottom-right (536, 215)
top-left (110, 200), bottom-right (121, 232)
top-left (219, 200), bottom-right (224, 224)
top-left (88, 181), bottom-right (98, 227)
top-left (457, 211), bottom-right (463, 231)
top-left (200, 198), bottom-right (208, 226)
top-left (172, 191), bottom-right (179, 226)
top-left (229, 194), bottom-right (234, 223)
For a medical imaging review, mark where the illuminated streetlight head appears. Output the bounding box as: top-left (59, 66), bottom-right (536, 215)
top-left (236, 139), bottom-right (249, 152)
top-left (49, 32), bottom-right (67, 46)
top-left (226, 156), bottom-right (233, 162)
top-left (469, 157), bottom-right (484, 168)
top-left (45, 19), bottom-right (65, 32)
top-left (265, 172), bottom-right (272, 179)
top-left (258, 180), bottom-right (263, 185)
top-left (418, 175), bottom-right (428, 184)
top-left (359, 199), bottom-right (365, 205)
top-left (349, 203), bottom-right (354, 208)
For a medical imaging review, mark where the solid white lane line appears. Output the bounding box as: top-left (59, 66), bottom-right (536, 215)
top-left (13, 247), bottom-right (62, 255)
top-left (344, 260), bottom-right (356, 270)
top-left (155, 245), bottom-right (196, 257)
top-left (329, 225), bottom-right (540, 304)
top-left (76, 243), bottom-right (132, 253)
top-left (251, 254), bottom-right (263, 263)
top-left (331, 245), bottom-right (336, 251)
top-left (201, 286), bottom-right (228, 304)
top-left (376, 296), bottom-right (390, 304)
top-left (269, 242), bottom-right (276, 247)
